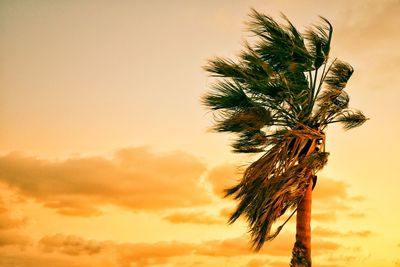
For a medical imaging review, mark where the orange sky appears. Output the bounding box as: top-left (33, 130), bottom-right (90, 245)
top-left (1, 0), bottom-right (400, 266)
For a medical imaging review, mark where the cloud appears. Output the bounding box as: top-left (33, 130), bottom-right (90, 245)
top-left (38, 234), bottom-right (196, 267)
top-left (313, 177), bottom-right (365, 211)
top-left (313, 178), bottom-right (348, 201)
top-left (0, 231), bottom-right (30, 247)
top-left (313, 227), bottom-right (372, 238)
top-left (245, 259), bottom-right (270, 267)
top-left (0, 207), bottom-right (27, 231)
top-left (0, 148), bottom-right (210, 216)
top-left (0, 191), bottom-right (30, 247)
top-left (346, 212), bottom-right (365, 219)
top-left (2, 229), bottom-right (341, 267)
top-left (312, 212), bottom-right (337, 222)
top-left (117, 241), bottom-right (197, 267)
top-left (163, 211), bottom-right (224, 225)
top-left (198, 233), bottom-right (339, 258)
top-left (268, 261), bottom-right (290, 267)
top-left (39, 234), bottom-right (104, 256)
top-left (219, 207), bottom-right (234, 219)
top-left (206, 164), bottom-right (240, 197)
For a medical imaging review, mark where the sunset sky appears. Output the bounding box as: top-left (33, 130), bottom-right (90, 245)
top-left (1, 0), bottom-right (400, 266)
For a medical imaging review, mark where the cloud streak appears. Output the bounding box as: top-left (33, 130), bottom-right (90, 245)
top-left (0, 148), bottom-right (210, 216)
top-left (163, 211), bottom-right (224, 225)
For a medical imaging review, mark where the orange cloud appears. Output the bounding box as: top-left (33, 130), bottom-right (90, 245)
top-left (163, 211), bottom-right (224, 225)
top-left (0, 148), bottom-right (210, 216)
top-left (313, 178), bottom-right (348, 201)
top-left (39, 234), bottom-right (103, 256)
top-left (0, 192), bottom-right (30, 248)
top-left (313, 227), bottom-right (372, 238)
top-left (37, 234), bottom-right (197, 267)
top-left (246, 259), bottom-right (270, 267)
top-left (206, 164), bottom-right (240, 197)
top-left (0, 209), bottom-right (27, 231)
top-left (312, 212), bottom-right (337, 222)
top-left (198, 233), bottom-right (339, 258)
top-left (219, 207), bottom-right (234, 219)
top-left (0, 231), bottom-right (30, 247)
top-left (346, 212), bottom-right (365, 219)
top-left (1, 230), bottom-right (341, 267)
top-left (312, 177), bottom-right (366, 214)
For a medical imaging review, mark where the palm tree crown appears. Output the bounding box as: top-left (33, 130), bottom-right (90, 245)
top-left (202, 8), bottom-right (367, 256)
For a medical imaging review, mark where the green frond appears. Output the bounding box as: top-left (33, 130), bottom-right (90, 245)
top-left (213, 107), bottom-right (272, 133)
top-left (248, 8), bottom-right (285, 41)
top-left (204, 57), bottom-right (246, 81)
top-left (284, 71), bottom-right (310, 97)
top-left (305, 17), bottom-right (333, 68)
top-left (250, 79), bottom-right (287, 99)
top-left (239, 44), bottom-right (276, 78)
top-left (238, 46), bottom-right (286, 99)
top-left (281, 14), bottom-right (314, 71)
top-left (248, 9), bottom-right (312, 72)
top-left (202, 80), bottom-right (253, 111)
top-left (333, 110), bottom-right (368, 130)
top-left (325, 60), bottom-right (354, 90)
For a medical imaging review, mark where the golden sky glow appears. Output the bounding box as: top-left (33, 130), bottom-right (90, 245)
top-left (1, 0), bottom-right (400, 266)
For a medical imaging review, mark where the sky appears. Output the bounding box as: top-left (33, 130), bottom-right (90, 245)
top-left (0, 0), bottom-right (400, 266)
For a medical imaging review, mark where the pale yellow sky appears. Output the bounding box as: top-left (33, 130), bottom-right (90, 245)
top-left (1, 1), bottom-right (400, 266)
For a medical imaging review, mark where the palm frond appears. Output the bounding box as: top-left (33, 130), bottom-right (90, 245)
top-left (331, 110), bottom-right (368, 130)
top-left (318, 88), bottom-right (349, 110)
top-left (324, 60), bottom-right (354, 90)
top-left (204, 57), bottom-right (246, 81)
top-left (225, 128), bottom-right (326, 250)
top-left (202, 80), bottom-right (254, 111)
top-left (248, 9), bottom-right (312, 72)
top-left (281, 14), bottom-right (313, 72)
top-left (305, 17), bottom-right (333, 69)
top-left (231, 130), bottom-right (268, 153)
top-left (213, 107), bottom-right (272, 133)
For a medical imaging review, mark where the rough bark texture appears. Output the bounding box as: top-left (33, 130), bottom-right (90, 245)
top-left (290, 178), bottom-right (313, 267)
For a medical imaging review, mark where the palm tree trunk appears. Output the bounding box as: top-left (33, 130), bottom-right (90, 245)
top-left (290, 176), bottom-right (313, 267)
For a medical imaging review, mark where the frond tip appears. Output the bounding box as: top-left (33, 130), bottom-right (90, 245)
top-left (202, 80), bottom-right (253, 111)
top-left (334, 110), bottom-right (368, 130)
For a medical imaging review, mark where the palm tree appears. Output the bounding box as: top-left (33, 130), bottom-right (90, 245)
top-left (202, 9), bottom-right (367, 267)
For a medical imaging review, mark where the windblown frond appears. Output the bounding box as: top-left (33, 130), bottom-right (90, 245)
top-left (204, 57), bottom-right (246, 81)
top-left (305, 17), bottom-right (332, 68)
top-left (332, 110), bottom-right (368, 130)
top-left (213, 107), bottom-right (272, 133)
top-left (325, 60), bottom-right (354, 90)
top-left (317, 88), bottom-right (350, 118)
top-left (249, 9), bottom-right (312, 72)
top-left (225, 127), bottom-right (327, 250)
top-left (232, 130), bottom-right (268, 153)
top-left (202, 80), bottom-right (253, 110)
